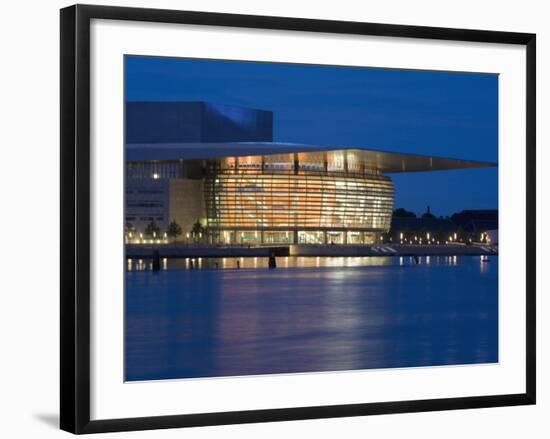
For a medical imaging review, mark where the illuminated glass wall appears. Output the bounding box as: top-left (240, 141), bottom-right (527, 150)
top-left (126, 151), bottom-right (395, 245)
top-left (204, 154), bottom-right (394, 243)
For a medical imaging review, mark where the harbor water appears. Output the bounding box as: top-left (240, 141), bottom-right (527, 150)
top-left (125, 255), bottom-right (498, 381)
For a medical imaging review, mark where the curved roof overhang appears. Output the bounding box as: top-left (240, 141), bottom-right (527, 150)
top-left (126, 142), bottom-right (496, 174)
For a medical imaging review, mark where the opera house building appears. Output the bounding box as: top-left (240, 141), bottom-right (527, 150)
top-left (125, 102), bottom-right (495, 246)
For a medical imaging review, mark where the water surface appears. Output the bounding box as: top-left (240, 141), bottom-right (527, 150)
top-left (125, 256), bottom-right (498, 381)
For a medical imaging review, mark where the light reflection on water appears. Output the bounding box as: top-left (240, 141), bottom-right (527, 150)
top-left (127, 255), bottom-right (467, 271)
top-left (125, 256), bottom-right (498, 381)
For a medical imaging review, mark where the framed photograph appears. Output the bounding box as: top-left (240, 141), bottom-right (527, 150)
top-left (60, 4), bottom-right (536, 434)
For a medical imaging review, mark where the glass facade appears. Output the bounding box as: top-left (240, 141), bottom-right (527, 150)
top-left (204, 153), bottom-right (394, 244)
top-left (125, 150), bottom-right (397, 245)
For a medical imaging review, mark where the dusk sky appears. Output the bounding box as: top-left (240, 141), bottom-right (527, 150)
top-left (125, 55), bottom-right (498, 216)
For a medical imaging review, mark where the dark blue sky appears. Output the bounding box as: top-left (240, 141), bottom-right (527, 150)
top-left (126, 56), bottom-right (498, 216)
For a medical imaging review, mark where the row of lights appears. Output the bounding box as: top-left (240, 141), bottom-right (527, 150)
top-left (126, 231), bottom-right (168, 244)
top-left (126, 231), bottom-right (203, 244)
top-left (127, 230), bottom-right (491, 246)
top-left (393, 232), bottom-right (489, 245)
top-left (395, 232), bottom-right (456, 245)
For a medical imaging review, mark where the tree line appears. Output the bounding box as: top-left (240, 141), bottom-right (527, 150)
top-left (125, 219), bottom-right (205, 243)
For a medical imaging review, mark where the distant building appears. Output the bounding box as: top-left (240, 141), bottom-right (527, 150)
top-left (125, 102), bottom-right (496, 245)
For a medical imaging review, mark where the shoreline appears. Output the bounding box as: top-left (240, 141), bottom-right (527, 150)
top-left (126, 243), bottom-right (498, 259)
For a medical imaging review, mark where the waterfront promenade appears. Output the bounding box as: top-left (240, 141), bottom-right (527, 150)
top-left (126, 243), bottom-right (497, 259)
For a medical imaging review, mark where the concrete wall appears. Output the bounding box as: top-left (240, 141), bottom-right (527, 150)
top-left (201, 102), bottom-right (273, 142)
top-left (126, 101), bottom-right (273, 143)
top-left (289, 244), bottom-right (497, 257)
top-left (125, 178), bottom-right (170, 233)
top-left (168, 179), bottom-right (205, 238)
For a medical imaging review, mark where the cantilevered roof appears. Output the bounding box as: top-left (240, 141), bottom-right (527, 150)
top-left (125, 142), bottom-right (496, 174)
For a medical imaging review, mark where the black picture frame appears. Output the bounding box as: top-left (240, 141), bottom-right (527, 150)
top-left (60, 4), bottom-right (536, 434)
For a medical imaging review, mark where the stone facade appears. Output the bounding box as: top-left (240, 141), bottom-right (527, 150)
top-left (168, 179), bottom-right (205, 240)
